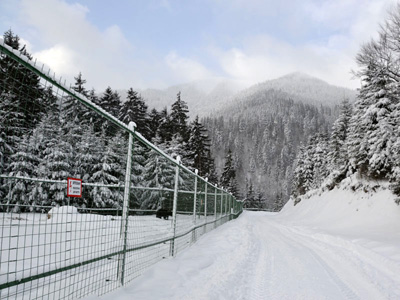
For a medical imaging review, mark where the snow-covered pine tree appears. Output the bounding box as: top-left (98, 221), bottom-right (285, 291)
top-left (170, 92), bottom-right (190, 142)
top-left (328, 99), bottom-right (352, 172)
top-left (0, 92), bottom-right (24, 172)
top-left (365, 74), bottom-right (397, 178)
top-left (63, 72), bottom-right (89, 122)
top-left (73, 124), bottom-right (99, 207)
top-left (348, 65), bottom-right (397, 178)
top-left (0, 30), bottom-right (44, 131)
top-left (292, 134), bottom-right (328, 196)
top-left (27, 113), bottom-right (59, 206)
top-left (157, 107), bottom-right (173, 143)
top-left (156, 135), bottom-right (194, 192)
top-left (186, 116), bottom-right (212, 177)
top-left (206, 151), bottom-right (218, 185)
top-left (141, 145), bottom-right (176, 210)
top-left (43, 125), bottom-right (73, 207)
top-left (220, 149), bottom-right (238, 197)
top-left (6, 135), bottom-right (38, 212)
top-left (99, 86), bottom-right (121, 119)
top-left (90, 130), bottom-right (125, 208)
top-left (312, 134), bottom-right (329, 189)
top-left (292, 144), bottom-right (306, 197)
top-left (119, 88), bottom-right (149, 137)
top-left (148, 108), bottom-right (161, 141)
top-left (390, 92), bottom-right (400, 201)
top-left (83, 88), bottom-right (103, 131)
top-left (243, 179), bottom-right (255, 208)
top-left (128, 140), bottom-right (147, 208)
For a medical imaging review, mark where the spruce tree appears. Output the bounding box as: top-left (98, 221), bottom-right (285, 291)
top-left (220, 149), bottom-right (238, 196)
top-left (90, 130), bottom-right (123, 208)
top-left (0, 30), bottom-right (44, 131)
top-left (6, 136), bottom-right (38, 212)
top-left (347, 66), bottom-right (396, 178)
top-left (329, 99), bottom-right (352, 171)
top-left (99, 87), bottom-right (121, 118)
top-left (157, 107), bottom-right (173, 142)
top-left (0, 92), bottom-right (24, 172)
top-left (83, 89), bottom-right (103, 131)
top-left (141, 150), bottom-right (175, 209)
top-left (74, 125), bottom-right (98, 207)
top-left (27, 113), bottom-right (59, 206)
top-left (186, 116), bottom-right (212, 177)
top-left (43, 126), bottom-right (73, 207)
top-left (170, 92), bottom-right (190, 142)
top-left (119, 88), bottom-right (149, 137)
top-left (63, 72), bottom-right (89, 122)
top-left (129, 141), bottom-right (147, 208)
top-left (148, 108), bottom-right (161, 141)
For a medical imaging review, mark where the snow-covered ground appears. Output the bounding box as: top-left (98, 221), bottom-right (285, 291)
top-left (91, 178), bottom-right (400, 300)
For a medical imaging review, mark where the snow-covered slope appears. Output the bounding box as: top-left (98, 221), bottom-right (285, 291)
top-left (278, 176), bottom-right (400, 252)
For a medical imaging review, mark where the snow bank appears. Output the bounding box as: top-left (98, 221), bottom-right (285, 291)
top-left (47, 206), bottom-right (79, 220)
top-left (277, 175), bottom-right (400, 255)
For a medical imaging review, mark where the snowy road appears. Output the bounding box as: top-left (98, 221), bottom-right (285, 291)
top-left (98, 211), bottom-right (400, 300)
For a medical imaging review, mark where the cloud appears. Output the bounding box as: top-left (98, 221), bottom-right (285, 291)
top-left (206, 0), bottom-right (396, 89)
top-left (165, 51), bottom-right (215, 83)
top-left (209, 35), bottom-right (357, 88)
top-left (6, 0), bottom-right (398, 92)
top-left (34, 44), bottom-right (76, 77)
top-left (18, 0), bottom-right (138, 90)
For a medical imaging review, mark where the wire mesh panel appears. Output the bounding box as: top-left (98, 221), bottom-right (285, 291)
top-left (0, 206), bottom-right (125, 299)
top-left (0, 38), bottom-right (243, 300)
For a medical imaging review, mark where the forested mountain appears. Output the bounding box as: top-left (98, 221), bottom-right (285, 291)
top-left (234, 72), bottom-right (356, 107)
top-left (203, 75), bottom-right (355, 209)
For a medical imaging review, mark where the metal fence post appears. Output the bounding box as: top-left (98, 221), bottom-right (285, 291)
top-left (170, 156), bottom-right (180, 257)
top-left (220, 188), bottom-right (223, 221)
top-left (225, 193), bottom-right (228, 216)
top-left (204, 178), bottom-right (208, 233)
top-left (229, 194), bottom-right (232, 220)
top-left (224, 192), bottom-right (227, 219)
top-left (118, 122), bottom-right (135, 286)
top-left (192, 169), bottom-right (198, 243)
top-left (214, 185), bottom-right (217, 228)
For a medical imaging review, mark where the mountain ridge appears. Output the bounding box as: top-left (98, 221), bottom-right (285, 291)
top-left (116, 72), bottom-right (357, 117)
top-left (228, 72), bottom-right (357, 111)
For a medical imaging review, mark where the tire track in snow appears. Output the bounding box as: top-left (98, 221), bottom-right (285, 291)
top-left (276, 223), bottom-right (400, 299)
top-left (247, 214), bottom-right (363, 300)
top-left (246, 222), bottom-right (275, 300)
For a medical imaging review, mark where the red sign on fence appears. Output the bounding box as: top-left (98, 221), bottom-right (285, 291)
top-left (67, 177), bottom-right (82, 197)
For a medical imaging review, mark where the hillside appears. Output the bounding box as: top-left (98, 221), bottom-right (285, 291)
top-left (203, 73), bottom-right (354, 206)
top-left (279, 176), bottom-right (400, 238)
top-left (232, 72), bottom-right (356, 107)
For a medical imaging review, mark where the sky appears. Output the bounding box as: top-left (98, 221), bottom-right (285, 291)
top-left (0, 0), bottom-right (397, 91)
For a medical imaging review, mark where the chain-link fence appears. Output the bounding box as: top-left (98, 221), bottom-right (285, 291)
top-left (0, 39), bottom-right (243, 300)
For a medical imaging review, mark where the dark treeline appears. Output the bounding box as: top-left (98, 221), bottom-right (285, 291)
top-left (0, 30), bottom-right (233, 212)
top-left (292, 5), bottom-right (400, 204)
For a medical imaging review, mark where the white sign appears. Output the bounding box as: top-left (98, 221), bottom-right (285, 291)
top-left (67, 177), bottom-right (82, 197)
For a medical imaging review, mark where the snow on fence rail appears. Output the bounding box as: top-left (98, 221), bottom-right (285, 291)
top-left (0, 39), bottom-right (243, 300)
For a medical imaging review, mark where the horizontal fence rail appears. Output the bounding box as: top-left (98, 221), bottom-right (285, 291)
top-left (0, 39), bottom-right (243, 300)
